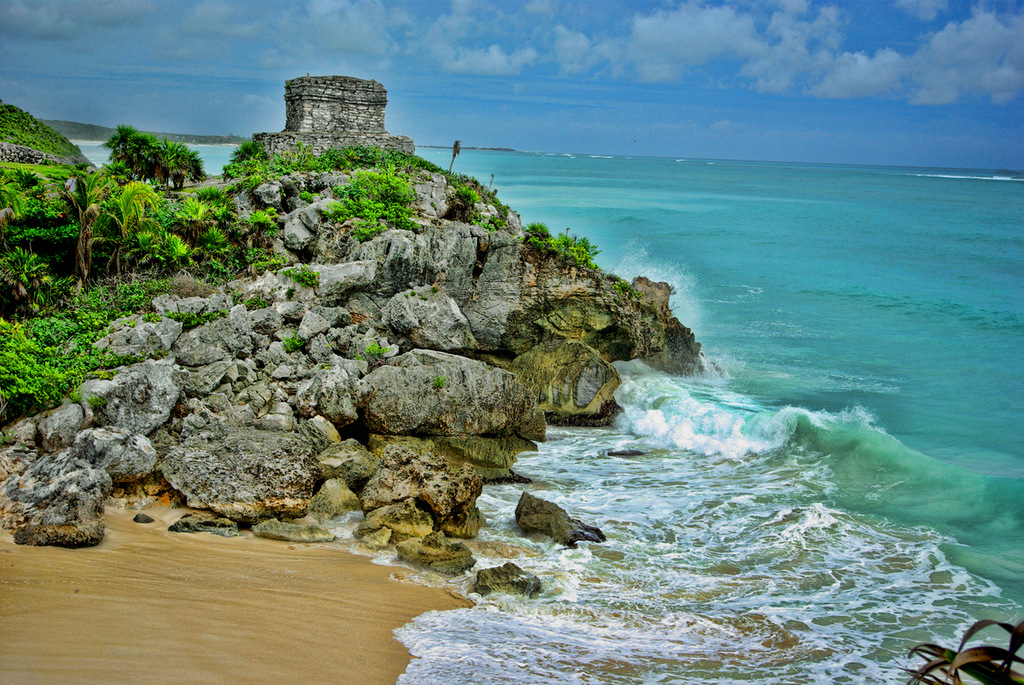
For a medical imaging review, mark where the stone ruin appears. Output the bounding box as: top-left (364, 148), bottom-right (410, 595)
top-left (253, 75), bottom-right (414, 156)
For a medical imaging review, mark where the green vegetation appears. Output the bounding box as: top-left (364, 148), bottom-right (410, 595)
top-left (285, 264), bottom-right (320, 288)
top-left (104, 125), bottom-right (205, 190)
top-left (433, 375), bottom-right (447, 390)
top-left (0, 100), bottom-right (83, 159)
top-left (523, 222), bottom-right (601, 270)
top-left (86, 395), bottom-right (107, 410)
top-left (908, 618), bottom-right (1024, 684)
top-left (282, 336), bottom-right (305, 353)
top-left (164, 309), bottom-right (227, 329)
top-left (356, 342), bottom-right (392, 365)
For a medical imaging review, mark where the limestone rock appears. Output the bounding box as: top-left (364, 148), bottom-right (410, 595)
top-left (360, 350), bottom-right (545, 442)
top-left (360, 445), bottom-right (483, 537)
top-left (318, 439), bottom-right (378, 492)
top-left (411, 171), bottom-right (449, 219)
top-left (354, 499), bottom-right (433, 542)
top-left (311, 261), bottom-right (377, 305)
top-left (252, 518), bottom-right (335, 543)
top-left (171, 305), bottom-right (253, 367)
top-left (161, 429), bottom-right (319, 523)
top-left (380, 286), bottom-right (478, 352)
top-left (153, 293), bottom-right (232, 317)
top-left (0, 443), bottom-right (37, 483)
top-left (168, 510), bottom-right (239, 537)
top-left (395, 531), bottom-right (476, 574)
top-left (307, 478), bottom-right (361, 522)
top-left (72, 427), bottom-right (158, 482)
top-left (367, 433), bottom-right (535, 481)
top-left (94, 314), bottom-right (183, 358)
top-left (471, 562), bottom-right (542, 598)
top-left (1, 450), bottom-right (111, 548)
top-left (514, 492), bottom-right (606, 547)
top-left (295, 365), bottom-right (359, 426)
top-left (133, 512), bottom-right (155, 523)
top-left (510, 340), bottom-right (621, 425)
top-left (36, 403), bottom-right (84, 453)
top-left (78, 358), bottom-right (183, 436)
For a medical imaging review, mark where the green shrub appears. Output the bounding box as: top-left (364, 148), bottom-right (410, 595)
top-left (86, 395), bottom-right (107, 409)
top-left (523, 223), bottom-right (601, 270)
top-left (165, 309), bottom-right (228, 329)
top-left (285, 264), bottom-right (320, 288)
top-left (433, 375), bottom-right (447, 390)
top-left (356, 342), bottom-right (392, 364)
top-left (282, 336), bottom-right (304, 353)
top-left (244, 297), bottom-right (269, 310)
top-left (328, 169), bottom-right (415, 239)
top-left (299, 191), bottom-right (316, 203)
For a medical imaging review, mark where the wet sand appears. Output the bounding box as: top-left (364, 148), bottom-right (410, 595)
top-left (0, 508), bottom-right (468, 684)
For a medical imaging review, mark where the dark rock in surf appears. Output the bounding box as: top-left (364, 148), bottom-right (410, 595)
top-left (514, 491), bottom-right (606, 547)
top-left (472, 562), bottom-right (542, 598)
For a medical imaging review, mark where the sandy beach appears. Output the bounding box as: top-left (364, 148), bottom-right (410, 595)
top-left (0, 507), bottom-right (468, 685)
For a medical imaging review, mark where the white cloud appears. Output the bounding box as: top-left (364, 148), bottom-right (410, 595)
top-left (909, 9), bottom-right (1024, 104)
top-left (895, 0), bottom-right (948, 22)
top-left (628, 2), bottom-right (761, 81)
top-left (0, 0), bottom-right (154, 39)
top-left (553, 25), bottom-right (594, 74)
top-left (810, 48), bottom-right (905, 98)
top-left (443, 45), bottom-right (539, 76)
top-left (525, 0), bottom-right (554, 14)
top-left (242, 94), bottom-right (274, 109)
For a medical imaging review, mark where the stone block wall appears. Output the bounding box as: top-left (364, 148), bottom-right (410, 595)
top-left (255, 75), bottom-right (413, 156)
top-left (0, 141), bottom-right (88, 166)
top-left (284, 76), bottom-right (388, 134)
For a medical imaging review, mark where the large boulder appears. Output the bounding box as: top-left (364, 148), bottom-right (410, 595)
top-left (93, 314), bottom-right (183, 358)
top-left (252, 518), bottom-right (335, 543)
top-left (78, 358), bottom-right (184, 436)
top-left (295, 365), bottom-right (360, 426)
top-left (380, 286), bottom-right (478, 352)
top-left (359, 350), bottom-right (545, 442)
top-left (0, 450), bottom-right (112, 548)
top-left (317, 439), bottom-right (378, 492)
top-left (471, 562), bottom-right (542, 598)
top-left (161, 429), bottom-right (319, 523)
top-left (510, 340), bottom-right (621, 425)
top-left (359, 445), bottom-right (483, 538)
top-left (171, 304), bottom-right (253, 367)
top-left (354, 499), bottom-right (433, 543)
top-left (72, 427), bottom-right (158, 482)
top-left (311, 261), bottom-right (377, 305)
top-left (514, 492), bottom-right (606, 547)
top-left (36, 403), bottom-right (84, 453)
top-left (307, 478), bottom-right (361, 522)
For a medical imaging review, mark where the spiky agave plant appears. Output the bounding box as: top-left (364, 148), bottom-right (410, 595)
top-left (907, 619), bottom-right (1024, 684)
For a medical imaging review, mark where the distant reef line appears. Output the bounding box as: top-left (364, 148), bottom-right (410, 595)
top-left (42, 119), bottom-right (248, 146)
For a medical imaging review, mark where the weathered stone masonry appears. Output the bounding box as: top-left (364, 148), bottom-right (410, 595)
top-left (254, 76), bottom-right (414, 156)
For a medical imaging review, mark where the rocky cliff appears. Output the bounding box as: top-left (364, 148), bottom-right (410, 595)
top-left (0, 155), bottom-right (710, 553)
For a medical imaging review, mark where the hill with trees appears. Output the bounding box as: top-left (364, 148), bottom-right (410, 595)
top-left (0, 101), bottom-right (84, 159)
top-left (43, 119), bottom-right (247, 145)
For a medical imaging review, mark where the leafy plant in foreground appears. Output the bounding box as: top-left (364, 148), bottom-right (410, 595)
top-left (908, 618), bottom-right (1024, 684)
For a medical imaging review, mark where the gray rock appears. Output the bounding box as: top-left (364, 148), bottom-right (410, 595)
top-left (312, 261), bottom-right (377, 305)
top-left (411, 171), bottom-right (449, 219)
top-left (283, 217), bottom-right (314, 251)
top-left (73, 427), bottom-right (158, 482)
top-left (359, 445), bottom-right (483, 538)
top-left (183, 360), bottom-right (234, 397)
top-left (94, 314), bottom-right (183, 358)
top-left (248, 306), bottom-right (284, 335)
top-left (161, 429), bottom-right (319, 523)
top-left (471, 562), bottom-right (542, 598)
top-left (252, 518), bottom-right (335, 543)
top-left (360, 350), bottom-right (545, 442)
top-left (153, 293), bottom-right (232, 316)
top-left (295, 365), bottom-right (359, 426)
top-left (298, 415), bottom-right (341, 453)
top-left (510, 341), bottom-right (621, 425)
top-left (171, 305), bottom-right (252, 367)
top-left (353, 225), bottom-right (478, 302)
top-left (297, 309), bottom-right (330, 340)
top-left (395, 531), bottom-right (476, 574)
top-left (0, 443), bottom-right (37, 483)
top-left (275, 300), bottom-right (307, 322)
top-left (514, 492), bottom-right (606, 547)
top-left (0, 449), bottom-right (111, 548)
top-left (79, 358), bottom-right (183, 436)
top-left (133, 512), bottom-right (155, 523)
top-left (307, 478), bottom-right (361, 522)
top-left (380, 287), bottom-right (478, 352)
top-left (253, 182), bottom-right (282, 209)
top-left (36, 403), bottom-right (85, 453)
top-left (168, 510), bottom-right (239, 537)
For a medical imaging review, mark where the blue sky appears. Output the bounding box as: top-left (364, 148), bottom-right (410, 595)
top-left (1, 0), bottom-right (1022, 167)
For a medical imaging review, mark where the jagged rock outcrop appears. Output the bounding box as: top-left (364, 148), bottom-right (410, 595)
top-left (78, 358), bottom-right (184, 436)
top-left (359, 445), bottom-right (483, 538)
top-left (252, 518), bottom-right (335, 543)
top-left (72, 427), bottom-right (158, 482)
top-left (509, 340), bottom-right (621, 425)
top-left (0, 450), bottom-right (111, 547)
top-left (161, 429), bottom-right (319, 523)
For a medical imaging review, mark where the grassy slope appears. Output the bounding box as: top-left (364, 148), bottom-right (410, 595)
top-left (0, 101), bottom-right (83, 158)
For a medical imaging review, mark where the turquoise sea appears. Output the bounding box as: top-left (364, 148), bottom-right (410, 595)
top-left (397, 149), bottom-right (1024, 683)
top-left (84, 141), bottom-right (1024, 682)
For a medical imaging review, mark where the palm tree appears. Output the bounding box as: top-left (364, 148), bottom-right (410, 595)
top-left (448, 139), bottom-right (461, 173)
top-left (0, 247), bottom-right (51, 314)
top-left (102, 181), bottom-right (160, 276)
top-left (61, 171), bottom-right (113, 290)
top-left (103, 125), bottom-right (160, 182)
top-left (175, 197), bottom-right (216, 244)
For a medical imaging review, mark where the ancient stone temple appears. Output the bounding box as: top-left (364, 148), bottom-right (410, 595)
top-left (253, 76), bottom-right (414, 156)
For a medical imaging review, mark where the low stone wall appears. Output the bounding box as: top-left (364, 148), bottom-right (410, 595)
top-left (253, 131), bottom-right (415, 157)
top-left (0, 141), bottom-right (87, 166)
